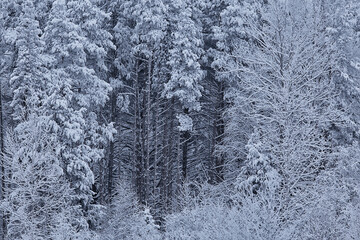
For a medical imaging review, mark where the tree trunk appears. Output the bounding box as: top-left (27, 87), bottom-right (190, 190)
top-left (214, 81), bottom-right (225, 183)
top-left (181, 108), bottom-right (190, 182)
top-left (159, 100), bottom-right (169, 227)
top-left (0, 76), bottom-right (5, 240)
top-left (134, 60), bottom-right (143, 202)
top-left (144, 57), bottom-right (152, 205)
top-left (108, 90), bottom-right (116, 202)
top-left (166, 100), bottom-right (175, 213)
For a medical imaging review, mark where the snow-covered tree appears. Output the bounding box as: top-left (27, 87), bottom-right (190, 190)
top-left (165, 0), bottom-right (204, 112)
top-left (119, 0), bottom-right (169, 208)
top-left (66, 0), bottom-right (115, 77)
top-left (165, 0), bottom-right (205, 184)
top-left (39, 0), bottom-right (116, 234)
top-left (43, 0), bottom-right (114, 212)
top-left (125, 0), bottom-right (168, 59)
top-left (9, 0), bottom-right (49, 122)
top-left (210, 0), bottom-right (259, 181)
top-left (229, 0), bottom-right (343, 231)
top-left (2, 2), bottom-right (80, 239)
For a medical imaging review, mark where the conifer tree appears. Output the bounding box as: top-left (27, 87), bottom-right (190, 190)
top-left (43, 0), bottom-right (114, 231)
top-left (166, 0), bottom-right (205, 184)
top-left (4, 1), bottom-right (77, 239)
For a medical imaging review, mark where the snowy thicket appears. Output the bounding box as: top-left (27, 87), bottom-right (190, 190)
top-left (100, 182), bottom-right (161, 240)
top-left (0, 0), bottom-right (359, 239)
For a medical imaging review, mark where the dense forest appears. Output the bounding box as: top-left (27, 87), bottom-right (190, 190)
top-left (0, 0), bottom-right (359, 239)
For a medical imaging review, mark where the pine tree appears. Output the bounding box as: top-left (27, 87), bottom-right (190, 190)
top-left (122, 0), bottom-right (169, 207)
top-left (43, 0), bottom-right (114, 232)
top-left (3, 1), bottom-right (77, 238)
top-left (9, 0), bottom-right (49, 122)
top-left (165, 0), bottom-right (204, 112)
top-left (165, 0), bottom-right (205, 185)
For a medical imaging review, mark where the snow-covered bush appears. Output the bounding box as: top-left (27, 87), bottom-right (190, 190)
top-left (2, 122), bottom-right (79, 240)
top-left (165, 181), bottom-right (287, 240)
top-left (100, 182), bottom-right (161, 240)
top-left (165, 200), bottom-right (241, 240)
